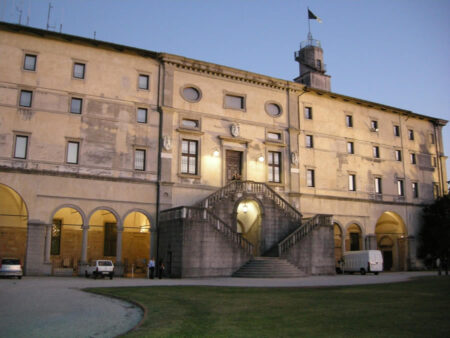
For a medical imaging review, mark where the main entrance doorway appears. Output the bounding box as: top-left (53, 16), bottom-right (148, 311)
top-left (226, 150), bottom-right (242, 183)
top-left (236, 200), bottom-right (262, 256)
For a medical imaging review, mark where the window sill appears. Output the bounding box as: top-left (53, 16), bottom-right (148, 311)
top-left (176, 128), bottom-right (204, 136)
top-left (178, 173), bottom-right (201, 179)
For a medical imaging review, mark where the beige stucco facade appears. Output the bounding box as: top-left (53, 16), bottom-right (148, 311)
top-left (0, 22), bottom-right (447, 275)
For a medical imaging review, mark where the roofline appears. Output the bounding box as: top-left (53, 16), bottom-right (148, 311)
top-left (0, 21), bottom-right (446, 125)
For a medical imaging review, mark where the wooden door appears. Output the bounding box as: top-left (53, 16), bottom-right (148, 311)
top-left (226, 150), bottom-right (242, 183)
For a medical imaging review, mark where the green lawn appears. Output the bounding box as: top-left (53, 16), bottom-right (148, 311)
top-left (88, 277), bottom-right (450, 337)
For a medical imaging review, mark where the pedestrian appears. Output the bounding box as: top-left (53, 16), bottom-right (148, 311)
top-left (159, 259), bottom-right (165, 279)
top-left (148, 258), bottom-right (155, 279)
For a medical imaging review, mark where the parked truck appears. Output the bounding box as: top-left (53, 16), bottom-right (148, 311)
top-left (343, 250), bottom-right (383, 275)
top-left (82, 260), bottom-right (114, 279)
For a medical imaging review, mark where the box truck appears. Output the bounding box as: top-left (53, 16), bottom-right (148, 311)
top-left (343, 250), bottom-right (383, 275)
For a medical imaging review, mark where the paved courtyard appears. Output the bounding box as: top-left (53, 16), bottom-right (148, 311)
top-left (0, 271), bottom-right (435, 337)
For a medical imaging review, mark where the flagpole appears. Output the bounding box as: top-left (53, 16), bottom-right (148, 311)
top-left (307, 7), bottom-right (311, 38)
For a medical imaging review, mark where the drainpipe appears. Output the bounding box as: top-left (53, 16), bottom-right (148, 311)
top-left (433, 122), bottom-right (444, 196)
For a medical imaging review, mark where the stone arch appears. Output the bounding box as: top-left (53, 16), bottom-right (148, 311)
top-left (122, 208), bottom-right (154, 231)
top-left (375, 211), bottom-right (408, 271)
top-left (333, 221), bottom-right (344, 266)
top-left (49, 204), bottom-right (86, 226)
top-left (233, 196), bottom-right (264, 256)
top-left (0, 183), bottom-right (28, 264)
top-left (345, 222), bottom-right (364, 252)
top-left (87, 207), bottom-right (120, 262)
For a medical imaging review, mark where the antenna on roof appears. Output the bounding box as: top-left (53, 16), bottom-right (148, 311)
top-left (46, 2), bottom-right (55, 31)
top-left (15, 5), bottom-right (23, 25)
top-left (94, 31), bottom-right (96, 40)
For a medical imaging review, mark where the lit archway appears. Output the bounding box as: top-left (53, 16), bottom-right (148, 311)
top-left (122, 211), bottom-right (151, 275)
top-left (345, 223), bottom-right (363, 251)
top-left (88, 209), bottom-right (118, 262)
top-left (334, 223), bottom-right (343, 265)
top-left (375, 211), bottom-right (407, 271)
top-left (51, 207), bottom-right (83, 270)
top-left (237, 199), bottom-right (262, 256)
top-left (0, 184), bottom-right (28, 264)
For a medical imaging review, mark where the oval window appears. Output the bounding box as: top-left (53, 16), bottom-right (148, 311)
top-left (182, 86), bottom-right (201, 102)
top-left (266, 102), bottom-right (282, 117)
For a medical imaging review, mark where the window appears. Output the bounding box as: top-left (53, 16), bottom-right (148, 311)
top-left (19, 90), bottom-right (32, 107)
top-left (304, 107), bottom-right (313, 119)
top-left (137, 108), bottom-right (148, 123)
top-left (268, 151), bottom-right (281, 183)
top-left (70, 98), bottom-right (82, 114)
top-left (134, 149), bottom-right (146, 171)
top-left (395, 150), bottom-right (402, 161)
top-left (412, 182), bottom-right (419, 198)
top-left (50, 219), bottom-right (62, 255)
top-left (408, 129), bottom-right (414, 140)
top-left (306, 135), bottom-right (314, 148)
top-left (104, 223), bottom-right (117, 257)
top-left (394, 125), bottom-right (400, 137)
top-left (23, 54), bottom-right (36, 71)
top-left (181, 119), bottom-right (199, 129)
top-left (410, 153), bottom-right (416, 165)
top-left (267, 132), bottom-right (281, 141)
top-left (266, 102), bottom-right (282, 117)
top-left (73, 63), bottom-right (85, 79)
top-left (316, 59), bottom-right (322, 69)
top-left (138, 74), bottom-right (149, 90)
top-left (306, 169), bottom-right (315, 187)
top-left (347, 142), bottom-right (354, 154)
top-left (181, 139), bottom-right (198, 175)
top-left (373, 146), bottom-right (380, 158)
top-left (346, 115), bottom-right (353, 127)
top-left (397, 179), bottom-right (404, 196)
top-left (370, 120), bottom-right (378, 131)
top-left (224, 94), bottom-right (245, 110)
top-left (349, 174), bottom-right (356, 191)
top-left (350, 233), bottom-right (360, 251)
top-left (182, 86), bottom-right (201, 102)
top-left (375, 177), bottom-right (382, 194)
top-left (14, 135), bottom-right (28, 159)
top-left (432, 157), bottom-right (437, 167)
top-left (429, 133), bottom-right (435, 144)
top-left (67, 141), bottom-right (79, 164)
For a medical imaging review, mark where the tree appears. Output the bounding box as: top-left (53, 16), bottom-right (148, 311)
top-left (418, 194), bottom-right (450, 274)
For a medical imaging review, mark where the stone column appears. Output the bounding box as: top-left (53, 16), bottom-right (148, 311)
top-left (407, 236), bottom-right (416, 270)
top-left (44, 224), bottom-right (52, 264)
top-left (80, 226), bottom-right (89, 264)
top-left (116, 228), bottom-right (123, 263)
top-left (365, 235), bottom-right (377, 250)
top-left (26, 220), bottom-right (52, 275)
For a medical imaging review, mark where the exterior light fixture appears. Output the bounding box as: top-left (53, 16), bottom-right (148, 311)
top-left (258, 154), bottom-right (265, 162)
top-left (213, 149), bottom-right (220, 157)
top-left (242, 204), bottom-right (248, 213)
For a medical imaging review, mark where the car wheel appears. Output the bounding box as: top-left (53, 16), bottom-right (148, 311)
top-left (374, 272), bottom-right (379, 275)
top-left (360, 268), bottom-right (366, 275)
top-left (93, 272), bottom-right (98, 279)
top-left (18, 276), bottom-right (22, 279)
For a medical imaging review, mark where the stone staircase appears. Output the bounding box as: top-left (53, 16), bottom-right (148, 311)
top-left (232, 257), bottom-right (305, 278)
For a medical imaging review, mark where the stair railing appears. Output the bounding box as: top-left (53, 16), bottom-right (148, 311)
top-left (160, 206), bottom-right (253, 255)
top-left (278, 214), bottom-right (333, 256)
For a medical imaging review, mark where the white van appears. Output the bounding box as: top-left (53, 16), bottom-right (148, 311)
top-left (343, 250), bottom-right (383, 275)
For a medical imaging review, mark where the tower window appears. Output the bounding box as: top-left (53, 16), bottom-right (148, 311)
top-left (19, 90), bottom-right (33, 107)
top-left (346, 115), bottom-right (353, 127)
top-left (397, 179), bottom-right (404, 196)
top-left (349, 174), bottom-right (356, 191)
top-left (408, 129), bottom-right (414, 140)
top-left (134, 149), bottom-right (146, 171)
top-left (370, 120), bottom-right (378, 131)
top-left (306, 135), bottom-right (314, 148)
top-left (304, 107), bottom-right (313, 119)
top-left (412, 182), bottom-right (419, 198)
top-left (394, 125), bottom-right (400, 137)
top-left (316, 59), bottom-right (322, 69)
top-left (224, 94), bottom-right (245, 110)
top-left (137, 108), bottom-right (148, 123)
top-left (73, 63), bottom-right (85, 79)
top-left (306, 169), bottom-right (315, 187)
top-left (24, 54), bottom-right (37, 71)
top-left (181, 139), bottom-right (198, 175)
top-left (14, 135), bottom-right (28, 159)
top-left (268, 151), bottom-right (281, 183)
top-left (139, 74), bottom-right (149, 90)
top-left (375, 177), bottom-right (382, 194)
top-left (395, 150), bottom-right (402, 161)
top-left (347, 142), bottom-right (354, 154)
top-left (373, 146), bottom-right (380, 158)
top-left (70, 98), bottom-right (83, 114)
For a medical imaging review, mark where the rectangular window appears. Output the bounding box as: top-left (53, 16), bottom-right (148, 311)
top-left (373, 146), bottom-right (380, 158)
top-left (14, 135), bottom-right (28, 159)
top-left (397, 179), bottom-right (404, 196)
top-left (67, 141), bottom-right (79, 164)
top-left (394, 125), bottom-right (400, 136)
top-left (346, 115), bottom-right (353, 127)
top-left (104, 223), bottom-right (117, 257)
top-left (306, 169), bottom-right (315, 187)
top-left (412, 182), bottom-right (419, 198)
top-left (304, 107), bottom-right (313, 119)
top-left (408, 129), bottom-right (414, 140)
top-left (73, 62), bottom-right (85, 79)
top-left (70, 98), bottom-right (83, 114)
top-left (375, 177), bottom-right (382, 194)
top-left (138, 74), bottom-right (149, 90)
top-left (19, 90), bottom-right (32, 107)
top-left (395, 150), bottom-right (402, 161)
top-left (137, 108), bottom-right (148, 123)
top-left (134, 149), bottom-right (146, 171)
top-left (349, 174), bottom-right (356, 191)
top-left (267, 132), bottom-right (281, 141)
top-left (181, 139), bottom-right (198, 175)
top-left (225, 94), bottom-right (245, 110)
top-left (347, 142), bottom-right (354, 154)
top-left (181, 119), bottom-right (199, 129)
top-left (50, 219), bottom-right (62, 255)
top-left (24, 54), bottom-right (36, 71)
top-left (306, 135), bottom-right (314, 148)
top-left (370, 120), bottom-right (378, 131)
top-left (268, 151), bottom-right (281, 183)
top-left (410, 153), bottom-right (416, 165)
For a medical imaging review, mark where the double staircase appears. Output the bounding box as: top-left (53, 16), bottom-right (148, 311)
top-left (233, 257), bottom-right (305, 278)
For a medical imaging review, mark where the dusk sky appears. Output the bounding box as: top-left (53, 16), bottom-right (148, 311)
top-left (1, 0), bottom-right (449, 180)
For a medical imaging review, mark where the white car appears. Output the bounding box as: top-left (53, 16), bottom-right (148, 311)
top-left (82, 260), bottom-right (114, 279)
top-left (0, 258), bottom-right (23, 279)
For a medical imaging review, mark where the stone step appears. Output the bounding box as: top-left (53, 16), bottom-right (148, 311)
top-left (233, 257), bottom-right (304, 278)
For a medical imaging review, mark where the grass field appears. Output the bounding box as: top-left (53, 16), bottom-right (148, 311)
top-left (88, 276), bottom-right (450, 337)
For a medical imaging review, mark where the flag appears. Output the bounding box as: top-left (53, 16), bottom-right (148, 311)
top-left (308, 9), bottom-right (322, 23)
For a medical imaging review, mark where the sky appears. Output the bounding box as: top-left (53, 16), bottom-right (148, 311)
top-left (1, 0), bottom-right (449, 181)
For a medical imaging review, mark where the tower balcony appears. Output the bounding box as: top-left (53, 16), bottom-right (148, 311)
top-left (300, 38), bottom-right (322, 49)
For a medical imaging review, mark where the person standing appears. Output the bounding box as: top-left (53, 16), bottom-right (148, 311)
top-left (148, 258), bottom-right (155, 279)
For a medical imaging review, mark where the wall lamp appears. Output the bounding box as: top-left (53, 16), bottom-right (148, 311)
top-left (212, 149), bottom-right (220, 157)
top-left (257, 154), bottom-right (265, 163)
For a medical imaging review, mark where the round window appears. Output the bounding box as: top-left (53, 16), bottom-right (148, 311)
top-left (182, 86), bottom-right (201, 102)
top-left (266, 102), bottom-right (282, 117)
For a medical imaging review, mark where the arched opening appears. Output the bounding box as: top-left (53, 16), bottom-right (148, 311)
top-left (236, 199), bottom-right (262, 256)
top-left (88, 209), bottom-right (118, 263)
top-left (345, 223), bottom-right (363, 251)
top-left (334, 223), bottom-right (343, 266)
top-left (51, 207), bottom-right (83, 271)
top-left (122, 211), bottom-right (151, 276)
top-left (375, 211), bottom-right (407, 271)
top-left (0, 184), bottom-right (28, 265)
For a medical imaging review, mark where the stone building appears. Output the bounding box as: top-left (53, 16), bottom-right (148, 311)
top-left (0, 22), bottom-right (447, 277)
